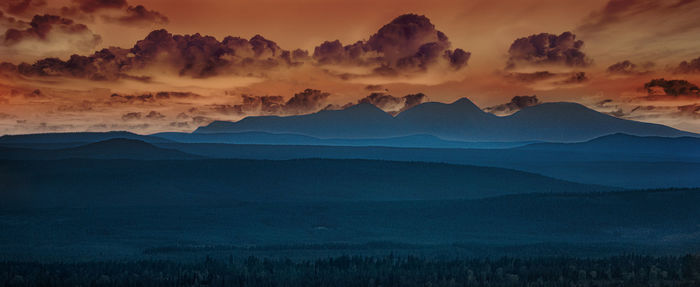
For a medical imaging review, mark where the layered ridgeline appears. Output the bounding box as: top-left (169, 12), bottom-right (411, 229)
top-left (195, 98), bottom-right (694, 142)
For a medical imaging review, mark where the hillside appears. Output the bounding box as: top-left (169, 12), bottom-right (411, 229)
top-left (0, 158), bottom-right (611, 208)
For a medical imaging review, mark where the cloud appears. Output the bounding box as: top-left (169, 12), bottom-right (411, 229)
top-left (144, 110), bottom-right (165, 120)
top-left (1, 14), bottom-right (101, 62)
top-left (9, 29), bottom-right (306, 80)
top-left (106, 5), bottom-right (168, 26)
top-left (312, 14), bottom-right (470, 77)
top-left (365, 84), bottom-right (386, 91)
top-left (606, 60), bottom-right (653, 75)
top-left (643, 78), bottom-right (700, 99)
top-left (506, 32), bottom-right (591, 69)
top-left (60, 0), bottom-right (167, 27)
top-left (558, 71), bottom-right (588, 84)
top-left (674, 56), bottom-right (700, 74)
top-left (677, 103), bottom-right (700, 118)
top-left (210, 89), bottom-right (331, 116)
top-left (0, 10), bottom-right (29, 29)
top-left (356, 92), bottom-right (427, 115)
top-left (283, 88), bottom-right (331, 114)
top-left (121, 112), bottom-right (141, 121)
top-left (1, 0), bottom-right (46, 16)
top-left (109, 91), bottom-right (200, 104)
top-left (577, 0), bottom-right (699, 34)
top-left (3, 14), bottom-right (100, 45)
top-left (485, 95), bottom-right (540, 115)
top-left (505, 71), bottom-right (588, 84)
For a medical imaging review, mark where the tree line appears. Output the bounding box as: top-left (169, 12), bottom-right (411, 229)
top-left (1, 254), bottom-right (699, 286)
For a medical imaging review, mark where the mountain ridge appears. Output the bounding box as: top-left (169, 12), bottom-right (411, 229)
top-left (195, 97), bottom-right (695, 141)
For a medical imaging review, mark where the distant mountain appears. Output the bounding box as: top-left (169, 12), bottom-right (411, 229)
top-left (0, 138), bottom-right (201, 160)
top-left (195, 98), bottom-right (695, 141)
top-left (152, 131), bottom-right (535, 149)
top-left (520, 133), bottom-right (700, 157)
top-left (0, 131), bottom-right (172, 147)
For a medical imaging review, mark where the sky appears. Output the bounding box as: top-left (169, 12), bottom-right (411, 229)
top-left (1, 0), bottom-right (699, 134)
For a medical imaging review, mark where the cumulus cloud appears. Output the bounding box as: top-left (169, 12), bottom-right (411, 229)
top-left (1, 14), bottom-right (101, 62)
top-left (6, 29), bottom-right (307, 80)
top-left (356, 92), bottom-right (427, 115)
top-left (674, 56), bottom-right (700, 74)
top-left (643, 78), bottom-right (700, 99)
top-left (506, 32), bottom-right (591, 69)
top-left (607, 60), bottom-right (653, 75)
top-left (485, 95), bottom-right (540, 115)
top-left (2, 14), bottom-right (100, 45)
top-left (312, 14), bottom-right (470, 77)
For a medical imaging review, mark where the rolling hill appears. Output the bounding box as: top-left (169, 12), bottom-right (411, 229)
top-left (0, 158), bottom-right (612, 208)
top-left (0, 138), bottom-right (201, 160)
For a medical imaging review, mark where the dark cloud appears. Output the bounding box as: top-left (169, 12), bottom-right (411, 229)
top-left (607, 60), bottom-right (653, 75)
top-left (357, 92), bottom-right (427, 115)
top-left (110, 93), bottom-right (155, 103)
top-left (144, 110), bottom-right (165, 120)
top-left (312, 14), bottom-right (470, 76)
top-left (643, 78), bottom-right (700, 98)
top-left (1, 0), bottom-right (46, 16)
top-left (283, 89), bottom-right (331, 114)
top-left (674, 56), bottom-right (700, 74)
top-left (506, 32), bottom-right (591, 69)
top-left (108, 91), bottom-right (200, 104)
top-left (121, 112), bottom-right (141, 121)
top-left (485, 95), bottom-right (540, 115)
top-left (210, 89), bottom-right (331, 116)
top-left (60, 0), bottom-right (167, 27)
top-left (3, 14), bottom-right (101, 46)
top-left (107, 5), bottom-right (168, 26)
top-left (9, 29), bottom-right (307, 80)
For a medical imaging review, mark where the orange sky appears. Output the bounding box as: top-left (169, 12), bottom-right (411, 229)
top-left (0, 0), bottom-right (699, 134)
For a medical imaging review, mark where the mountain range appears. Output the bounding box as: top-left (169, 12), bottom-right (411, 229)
top-left (196, 98), bottom-right (695, 142)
